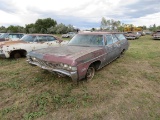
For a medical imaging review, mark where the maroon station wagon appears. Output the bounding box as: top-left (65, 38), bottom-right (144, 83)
top-left (27, 32), bottom-right (129, 83)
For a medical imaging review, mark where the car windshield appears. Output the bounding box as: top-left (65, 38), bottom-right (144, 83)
top-left (21, 35), bottom-right (36, 42)
top-left (0, 33), bottom-right (8, 38)
top-left (68, 34), bottom-right (104, 46)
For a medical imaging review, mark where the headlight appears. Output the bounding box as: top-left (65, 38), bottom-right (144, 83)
top-left (59, 63), bottom-right (77, 71)
top-left (32, 57), bottom-right (37, 61)
top-left (63, 64), bottom-right (68, 68)
top-left (29, 56), bottom-right (37, 61)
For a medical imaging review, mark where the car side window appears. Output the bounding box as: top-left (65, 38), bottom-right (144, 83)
top-left (8, 34), bottom-right (18, 39)
top-left (19, 34), bottom-right (24, 38)
top-left (112, 34), bottom-right (119, 43)
top-left (115, 34), bottom-right (126, 41)
top-left (106, 35), bottom-right (113, 45)
top-left (35, 36), bottom-right (47, 42)
top-left (47, 36), bottom-right (57, 41)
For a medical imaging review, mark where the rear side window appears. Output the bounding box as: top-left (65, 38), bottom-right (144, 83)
top-left (21, 35), bottom-right (36, 42)
top-left (8, 34), bottom-right (19, 39)
top-left (112, 34), bottom-right (119, 43)
top-left (106, 35), bottom-right (113, 45)
top-left (36, 36), bottom-right (48, 42)
top-left (47, 36), bottom-right (57, 41)
top-left (35, 36), bottom-right (57, 42)
top-left (115, 34), bottom-right (126, 41)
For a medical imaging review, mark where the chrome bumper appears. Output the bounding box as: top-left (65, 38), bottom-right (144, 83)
top-left (27, 60), bottom-right (78, 82)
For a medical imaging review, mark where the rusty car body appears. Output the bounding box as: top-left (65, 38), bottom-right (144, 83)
top-left (0, 34), bottom-right (68, 58)
top-left (152, 30), bottom-right (160, 40)
top-left (0, 33), bottom-right (25, 42)
top-left (27, 32), bottom-right (129, 83)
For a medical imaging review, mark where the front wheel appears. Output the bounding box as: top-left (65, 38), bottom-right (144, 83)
top-left (86, 65), bottom-right (95, 81)
top-left (13, 52), bottom-right (21, 58)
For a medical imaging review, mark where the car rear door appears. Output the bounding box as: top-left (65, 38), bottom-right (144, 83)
top-left (104, 34), bottom-right (115, 64)
top-left (115, 33), bottom-right (129, 52)
top-left (112, 34), bottom-right (121, 58)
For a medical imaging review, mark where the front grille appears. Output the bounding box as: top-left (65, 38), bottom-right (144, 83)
top-left (34, 58), bottom-right (60, 69)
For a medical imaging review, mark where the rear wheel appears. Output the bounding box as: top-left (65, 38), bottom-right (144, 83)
top-left (119, 49), bottom-right (125, 58)
top-left (86, 65), bottom-right (95, 81)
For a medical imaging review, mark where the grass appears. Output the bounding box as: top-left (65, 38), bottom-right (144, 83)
top-left (0, 35), bottom-right (160, 120)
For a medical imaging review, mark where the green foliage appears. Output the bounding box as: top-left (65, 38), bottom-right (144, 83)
top-left (100, 17), bottom-right (121, 31)
top-left (0, 18), bottom-right (76, 34)
top-left (35, 18), bottom-right (57, 33)
top-left (25, 23), bottom-right (36, 33)
top-left (0, 26), bottom-right (7, 32)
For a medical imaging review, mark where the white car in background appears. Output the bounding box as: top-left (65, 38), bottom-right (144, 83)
top-left (0, 34), bottom-right (68, 58)
top-left (62, 32), bottom-right (76, 38)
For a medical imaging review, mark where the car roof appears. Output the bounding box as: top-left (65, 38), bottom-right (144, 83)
top-left (2, 33), bottom-right (25, 34)
top-left (78, 32), bottom-right (123, 35)
top-left (25, 34), bottom-right (54, 36)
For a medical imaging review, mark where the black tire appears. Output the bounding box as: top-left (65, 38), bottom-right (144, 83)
top-left (13, 52), bottom-right (21, 58)
top-left (86, 65), bottom-right (95, 81)
top-left (119, 49), bottom-right (125, 58)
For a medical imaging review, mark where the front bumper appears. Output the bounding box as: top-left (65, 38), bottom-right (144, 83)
top-left (27, 60), bottom-right (78, 82)
top-left (153, 36), bottom-right (160, 39)
top-left (0, 53), bottom-right (6, 58)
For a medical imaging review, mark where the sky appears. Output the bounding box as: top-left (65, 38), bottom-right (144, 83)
top-left (0, 0), bottom-right (160, 29)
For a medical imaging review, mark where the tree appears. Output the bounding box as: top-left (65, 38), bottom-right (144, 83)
top-left (111, 19), bottom-right (121, 30)
top-left (6, 25), bottom-right (25, 33)
top-left (54, 23), bottom-right (68, 34)
top-left (91, 28), bottom-right (96, 31)
top-left (0, 26), bottom-right (7, 32)
top-left (100, 17), bottom-right (107, 30)
top-left (66, 24), bottom-right (74, 33)
top-left (100, 17), bottom-right (121, 31)
top-left (35, 18), bottom-right (57, 33)
top-left (25, 24), bottom-right (36, 33)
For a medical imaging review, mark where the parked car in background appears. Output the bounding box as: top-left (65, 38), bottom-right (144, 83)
top-left (138, 31), bottom-right (146, 36)
top-left (152, 30), bottom-right (160, 40)
top-left (145, 31), bottom-right (152, 35)
top-left (27, 32), bottom-right (129, 83)
top-left (0, 34), bottom-right (68, 58)
top-left (0, 33), bottom-right (25, 42)
top-left (124, 31), bottom-right (140, 40)
top-left (62, 32), bottom-right (76, 38)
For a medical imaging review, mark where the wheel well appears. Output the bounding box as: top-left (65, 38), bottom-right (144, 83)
top-left (89, 61), bottom-right (101, 70)
top-left (10, 49), bottom-right (27, 58)
top-left (121, 49), bottom-right (126, 53)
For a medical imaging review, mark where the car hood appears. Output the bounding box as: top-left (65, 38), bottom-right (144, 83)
top-left (29, 45), bottom-right (105, 65)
